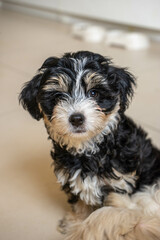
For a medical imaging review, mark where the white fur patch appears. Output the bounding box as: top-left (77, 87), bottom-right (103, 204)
top-left (72, 57), bottom-right (88, 99)
top-left (55, 167), bottom-right (137, 206)
top-left (69, 170), bottom-right (104, 205)
top-left (56, 169), bottom-right (105, 205)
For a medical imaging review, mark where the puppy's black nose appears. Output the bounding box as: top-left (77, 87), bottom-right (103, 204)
top-left (69, 113), bottom-right (85, 127)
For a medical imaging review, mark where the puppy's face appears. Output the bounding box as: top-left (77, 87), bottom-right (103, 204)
top-left (19, 51), bottom-right (135, 151)
top-left (39, 58), bottom-right (120, 142)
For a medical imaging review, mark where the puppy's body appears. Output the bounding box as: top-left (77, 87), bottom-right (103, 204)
top-left (19, 51), bottom-right (160, 239)
top-left (52, 114), bottom-right (160, 206)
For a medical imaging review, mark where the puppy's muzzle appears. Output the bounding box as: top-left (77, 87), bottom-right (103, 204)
top-left (69, 113), bottom-right (85, 127)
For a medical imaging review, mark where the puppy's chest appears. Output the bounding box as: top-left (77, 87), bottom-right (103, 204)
top-left (55, 168), bottom-right (137, 206)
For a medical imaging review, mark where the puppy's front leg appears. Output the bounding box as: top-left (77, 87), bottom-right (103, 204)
top-left (104, 191), bottom-right (137, 209)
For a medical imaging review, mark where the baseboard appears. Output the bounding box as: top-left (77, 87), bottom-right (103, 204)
top-left (2, 1), bottom-right (64, 22)
top-left (2, 1), bottom-right (87, 24)
top-left (2, 1), bottom-right (160, 42)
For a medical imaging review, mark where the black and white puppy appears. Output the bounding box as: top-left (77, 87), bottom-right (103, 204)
top-left (19, 51), bottom-right (160, 239)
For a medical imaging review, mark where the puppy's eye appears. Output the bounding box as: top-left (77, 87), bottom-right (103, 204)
top-left (88, 89), bottom-right (99, 98)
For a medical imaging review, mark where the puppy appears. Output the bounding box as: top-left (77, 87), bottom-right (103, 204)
top-left (19, 51), bottom-right (160, 239)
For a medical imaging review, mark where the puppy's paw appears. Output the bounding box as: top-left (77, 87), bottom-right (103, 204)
top-left (57, 211), bottom-right (81, 235)
top-left (57, 218), bottom-right (68, 234)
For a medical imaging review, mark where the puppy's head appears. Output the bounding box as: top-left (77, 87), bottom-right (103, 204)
top-left (19, 51), bottom-right (135, 151)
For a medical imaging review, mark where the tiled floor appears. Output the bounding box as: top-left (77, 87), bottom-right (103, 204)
top-left (0, 9), bottom-right (160, 240)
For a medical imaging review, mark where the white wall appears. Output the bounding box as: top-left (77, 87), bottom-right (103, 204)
top-left (2, 0), bottom-right (160, 30)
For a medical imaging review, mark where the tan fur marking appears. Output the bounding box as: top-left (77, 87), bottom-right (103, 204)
top-left (85, 72), bottom-right (106, 91)
top-left (42, 74), bottom-right (69, 92)
top-left (109, 168), bottom-right (138, 193)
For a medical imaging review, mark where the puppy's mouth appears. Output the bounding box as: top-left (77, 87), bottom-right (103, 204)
top-left (72, 128), bottom-right (86, 134)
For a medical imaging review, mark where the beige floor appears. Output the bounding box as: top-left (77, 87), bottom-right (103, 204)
top-left (0, 9), bottom-right (160, 240)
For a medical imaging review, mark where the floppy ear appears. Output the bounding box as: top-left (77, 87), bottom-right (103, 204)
top-left (19, 73), bottom-right (43, 120)
top-left (108, 67), bottom-right (136, 112)
top-left (117, 68), bottom-right (136, 111)
top-left (19, 56), bottom-right (59, 120)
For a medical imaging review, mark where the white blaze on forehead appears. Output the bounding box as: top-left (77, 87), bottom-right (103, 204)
top-left (72, 57), bottom-right (87, 73)
top-left (71, 58), bottom-right (88, 98)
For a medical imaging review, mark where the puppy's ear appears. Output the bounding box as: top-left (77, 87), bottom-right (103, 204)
top-left (19, 57), bottom-right (59, 120)
top-left (19, 73), bottom-right (43, 120)
top-left (109, 67), bottom-right (136, 111)
top-left (118, 68), bottom-right (136, 111)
